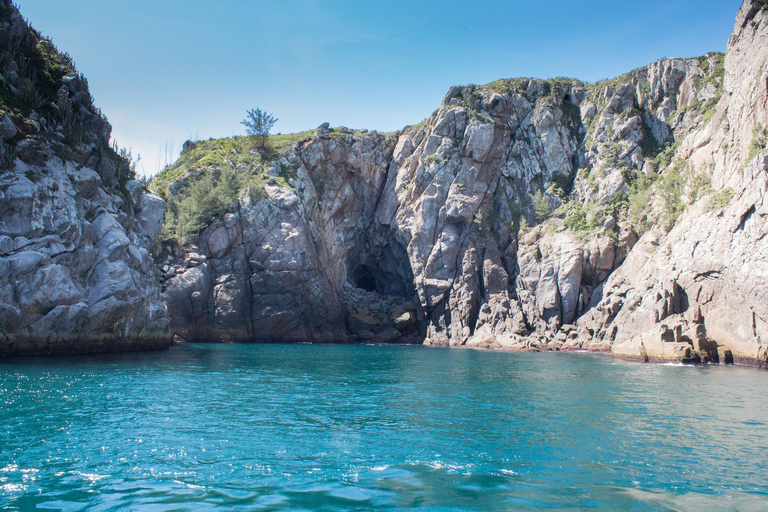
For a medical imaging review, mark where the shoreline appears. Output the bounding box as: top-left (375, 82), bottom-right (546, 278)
top-left (2, 337), bottom-right (766, 369)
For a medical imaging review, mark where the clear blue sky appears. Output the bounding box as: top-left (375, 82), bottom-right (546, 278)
top-left (18, 0), bottom-right (742, 177)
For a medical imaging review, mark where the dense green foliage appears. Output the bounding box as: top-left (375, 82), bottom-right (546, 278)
top-left (557, 201), bottom-right (589, 232)
top-left (158, 166), bottom-right (264, 247)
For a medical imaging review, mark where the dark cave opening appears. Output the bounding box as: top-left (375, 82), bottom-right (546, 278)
top-left (346, 243), bottom-right (418, 298)
top-left (352, 265), bottom-right (378, 293)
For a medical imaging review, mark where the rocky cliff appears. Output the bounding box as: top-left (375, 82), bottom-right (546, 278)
top-left (576, 0), bottom-right (768, 364)
top-left (0, 0), bottom-right (170, 355)
top-left (4, 0), bottom-right (764, 363)
top-left (156, 0), bottom-right (768, 365)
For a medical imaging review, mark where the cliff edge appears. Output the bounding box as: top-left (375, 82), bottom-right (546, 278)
top-left (0, 1), bottom-right (171, 355)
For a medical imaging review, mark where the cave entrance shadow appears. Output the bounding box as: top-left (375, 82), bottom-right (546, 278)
top-left (351, 265), bottom-right (378, 293)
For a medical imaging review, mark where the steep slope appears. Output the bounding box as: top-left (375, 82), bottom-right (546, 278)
top-left (156, 1), bottom-right (766, 365)
top-left (0, 1), bottom-right (171, 354)
top-left (577, 0), bottom-right (768, 364)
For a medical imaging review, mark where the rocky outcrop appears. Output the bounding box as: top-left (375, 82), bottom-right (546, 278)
top-left (157, 54), bottom-right (723, 349)
top-left (576, 1), bottom-right (768, 365)
top-left (161, 133), bottom-right (423, 342)
top-left (4, 0), bottom-right (763, 361)
top-left (158, 1), bottom-right (768, 366)
top-left (0, 0), bottom-right (171, 355)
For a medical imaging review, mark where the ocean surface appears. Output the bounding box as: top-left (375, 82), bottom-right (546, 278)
top-left (1, 344), bottom-right (767, 511)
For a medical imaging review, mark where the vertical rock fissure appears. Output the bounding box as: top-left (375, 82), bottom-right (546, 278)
top-left (234, 199), bottom-right (256, 340)
top-left (368, 154), bottom-right (395, 235)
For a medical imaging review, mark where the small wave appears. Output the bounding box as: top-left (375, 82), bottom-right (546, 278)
top-left (75, 472), bottom-right (108, 483)
top-left (172, 479), bottom-right (205, 489)
top-left (415, 460), bottom-right (475, 474)
top-left (1, 483), bottom-right (27, 493)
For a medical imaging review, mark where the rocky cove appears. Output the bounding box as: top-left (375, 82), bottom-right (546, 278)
top-left (1, 0), bottom-right (768, 366)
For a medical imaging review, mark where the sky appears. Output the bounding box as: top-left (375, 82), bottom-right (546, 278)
top-left (17, 0), bottom-right (742, 177)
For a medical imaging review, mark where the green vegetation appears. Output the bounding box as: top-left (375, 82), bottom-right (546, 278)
top-left (658, 160), bottom-right (686, 229)
top-left (507, 198), bottom-right (523, 230)
top-left (560, 100), bottom-right (585, 144)
top-left (0, 141), bottom-right (16, 170)
top-left (667, 95), bottom-right (721, 127)
top-left (700, 95), bottom-right (721, 122)
top-left (0, 2), bottom-right (138, 203)
top-left (152, 124), bottom-right (385, 246)
top-left (0, 20), bottom-right (77, 120)
top-left (151, 132), bottom-right (302, 246)
top-left (747, 123), bottom-right (768, 163)
top-left (531, 190), bottom-right (551, 224)
top-left (547, 170), bottom-right (575, 199)
top-left (158, 166), bottom-right (264, 247)
top-left (707, 187), bottom-right (734, 211)
top-left (692, 53), bottom-right (725, 87)
top-left (472, 210), bottom-right (488, 236)
top-left (557, 201), bottom-right (588, 232)
top-left (494, 51), bottom-right (731, 240)
top-left (150, 132), bottom-right (312, 198)
top-left (470, 110), bottom-right (493, 124)
top-left (242, 108), bottom-right (277, 150)
top-left (648, 140), bottom-right (681, 171)
top-left (640, 118), bottom-right (662, 160)
top-left (483, 77), bottom-right (584, 98)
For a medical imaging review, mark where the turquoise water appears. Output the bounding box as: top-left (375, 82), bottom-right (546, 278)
top-left (1, 344), bottom-right (767, 511)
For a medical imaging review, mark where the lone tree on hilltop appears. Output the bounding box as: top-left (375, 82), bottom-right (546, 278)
top-left (242, 108), bottom-right (277, 150)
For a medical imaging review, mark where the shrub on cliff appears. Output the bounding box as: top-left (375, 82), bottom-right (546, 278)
top-left (658, 163), bottom-right (686, 230)
top-left (747, 123), bottom-right (768, 163)
top-left (532, 190), bottom-right (552, 224)
top-left (159, 165), bottom-right (265, 247)
top-left (547, 170), bottom-right (575, 199)
top-left (242, 108), bottom-right (277, 150)
top-left (559, 201), bottom-right (588, 232)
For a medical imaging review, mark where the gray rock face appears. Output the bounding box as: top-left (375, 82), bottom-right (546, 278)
top-left (162, 77), bottom-right (633, 347)
top-left (0, 159), bottom-right (171, 354)
top-left (136, 191), bottom-right (165, 241)
top-left (576, 0), bottom-right (768, 364)
top-left (156, 0), bottom-right (767, 365)
top-left (0, 1), bottom-right (171, 355)
top-left (0, 113), bottom-right (16, 140)
top-left (162, 133), bottom-right (421, 342)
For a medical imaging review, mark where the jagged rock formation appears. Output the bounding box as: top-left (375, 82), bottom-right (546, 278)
top-left (3, 0), bottom-right (760, 364)
top-left (158, 0), bottom-right (767, 365)
top-left (0, 0), bottom-right (170, 355)
top-left (576, 0), bottom-right (768, 364)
